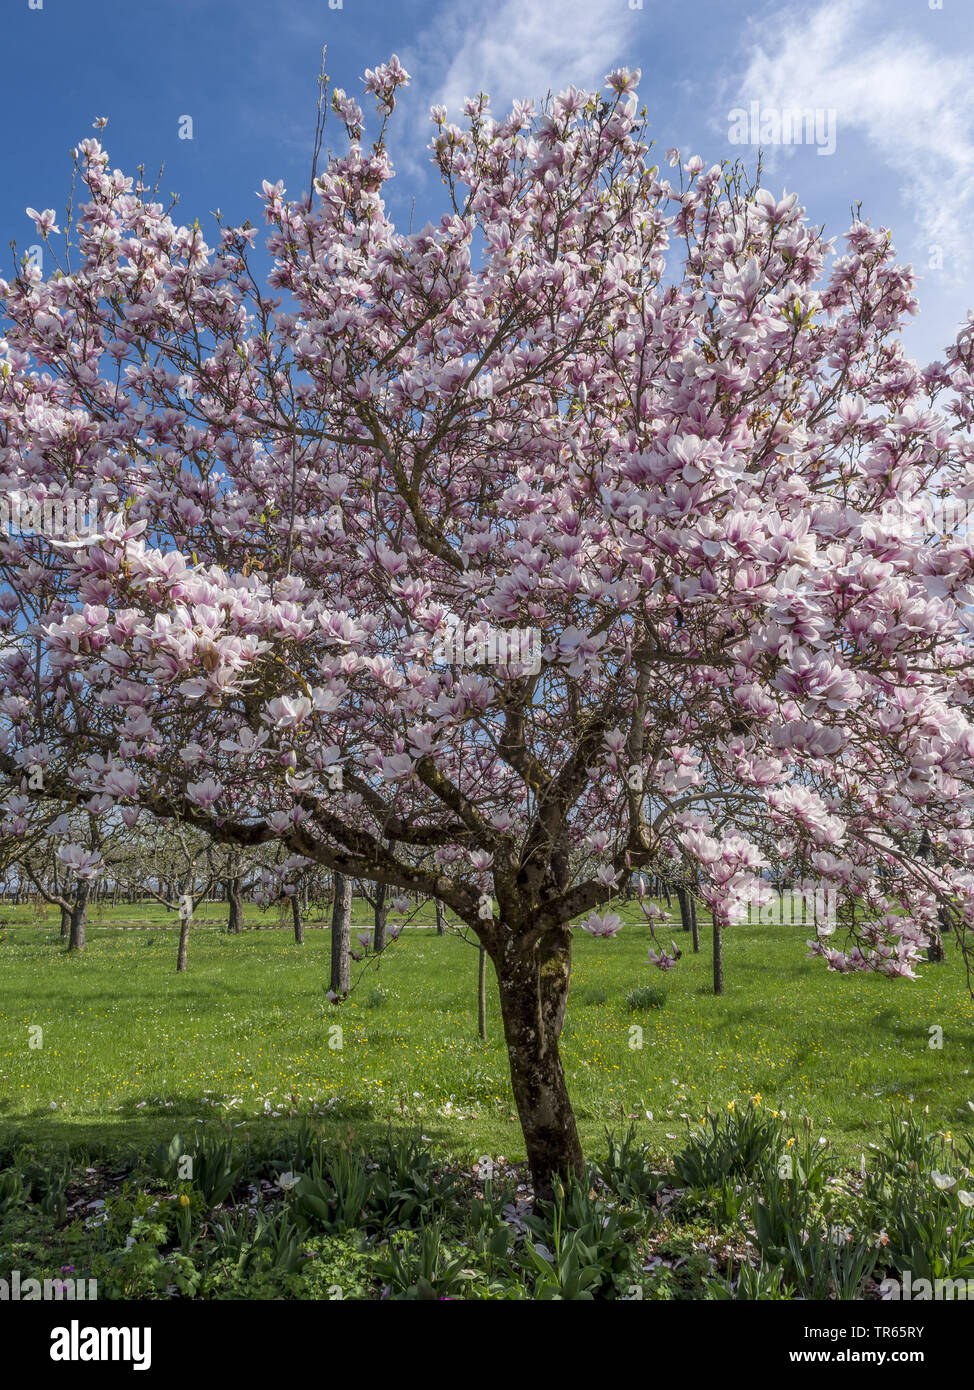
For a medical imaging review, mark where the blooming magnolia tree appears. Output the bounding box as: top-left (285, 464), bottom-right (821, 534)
top-left (3, 58), bottom-right (974, 1191)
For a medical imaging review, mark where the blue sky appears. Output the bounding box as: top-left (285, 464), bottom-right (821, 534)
top-left (4, 0), bottom-right (973, 366)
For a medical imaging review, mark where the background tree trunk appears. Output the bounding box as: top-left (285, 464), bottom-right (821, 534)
top-left (330, 872), bottom-right (352, 997)
top-left (927, 907), bottom-right (948, 962)
top-left (676, 885), bottom-right (691, 933)
top-left (68, 881), bottom-right (90, 952)
top-left (916, 829), bottom-right (948, 962)
top-left (373, 879), bottom-right (387, 954)
top-left (690, 892), bottom-right (700, 953)
top-left (435, 898), bottom-right (446, 936)
top-left (477, 943), bottom-right (487, 1039)
top-left (291, 894), bottom-right (304, 945)
top-left (225, 876), bottom-right (243, 934)
top-left (713, 910), bottom-right (724, 995)
top-left (60, 903), bottom-right (70, 941)
top-left (177, 915), bottom-right (191, 972)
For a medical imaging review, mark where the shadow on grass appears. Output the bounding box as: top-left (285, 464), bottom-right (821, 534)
top-left (0, 1105), bottom-right (461, 1167)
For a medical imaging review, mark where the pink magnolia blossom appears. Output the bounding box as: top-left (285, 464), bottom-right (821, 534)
top-left (3, 57), bottom-right (974, 1187)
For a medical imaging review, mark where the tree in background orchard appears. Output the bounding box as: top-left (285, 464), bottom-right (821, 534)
top-left (4, 57), bottom-right (974, 1194)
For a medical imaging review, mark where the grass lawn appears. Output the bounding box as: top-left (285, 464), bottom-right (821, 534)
top-left (1, 899), bottom-right (972, 1167)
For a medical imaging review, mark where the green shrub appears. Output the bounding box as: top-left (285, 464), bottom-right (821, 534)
top-left (673, 1100), bottom-right (784, 1188)
top-left (625, 985), bottom-right (666, 1011)
top-left (706, 1258), bottom-right (794, 1300)
top-left (522, 1176), bottom-right (640, 1299)
top-left (784, 1225), bottom-right (878, 1300)
top-left (148, 1132), bottom-right (245, 1209)
top-left (861, 1110), bottom-right (974, 1281)
top-left (597, 1125), bottom-right (664, 1204)
top-left (577, 986), bottom-right (607, 1006)
top-left (372, 1221), bottom-right (475, 1300)
top-left (0, 1169), bottom-right (23, 1215)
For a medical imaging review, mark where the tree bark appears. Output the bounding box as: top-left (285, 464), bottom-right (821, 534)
top-left (927, 907), bottom-right (948, 963)
top-left (176, 914), bottom-right (191, 972)
top-left (676, 885), bottom-right (691, 933)
top-left (330, 872), bottom-right (352, 997)
top-left (68, 881), bottom-right (90, 952)
top-left (493, 930), bottom-right (584, 1199)
top-left (291, 893), bottom-right (304, 945)
top-left (917, 830), bottom-right (948, 962)
top-left (435, 898), bottom-right (446, 936)
top-left (60, 903), bottom-right (70, 941)
top-left (713, 910), bottom-right (724, 995)
top-left (225, 876), bottom-right (243, 934)
top-left (477, 943), bottom-right (487, 1039)
top-left (690, 891), bottom-right (700, 954)
top-left (373, 879), bottom-right (387, 954)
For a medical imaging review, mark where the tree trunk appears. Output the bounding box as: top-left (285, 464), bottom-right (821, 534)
top-left (373, 879), bottom-right (387, 954)
top-left (916, 831), bottom-right (946, 960)
top-left (927, 907), bottom-right (948, 963)
top-left (676, 885), bottom-right (691, 933)
top-left (477, 943), bottom-right (487, 1040)
top-left (225, 876), bottom-right (243, 934)
top-left (68, 881), bottom-right (90, 952)
top-left (177, 916), bottom-right (191, 972)
top-left (60, 904), bottom-right (70, 941)
top-left (713, 910), bottom-right (724, 995)
top-left (330, 872), bottom-right (352, 997)
top-left (690, 892), bottom-right (700, 953)
top-left (291, 893), bottom-right (304, 945)
top-left (493, 930), bottom-right (584, 1199)
top-left (435, 898), bottom-right (446, 936)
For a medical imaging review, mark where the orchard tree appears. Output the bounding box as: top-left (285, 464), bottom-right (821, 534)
top-left (3, 58), bottom-right (974, 1192)
top-left (133, 820), bottom-right (218, 969)
top-left (0, 797), bottom-right (84, 931)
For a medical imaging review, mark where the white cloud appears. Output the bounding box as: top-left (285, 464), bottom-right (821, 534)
top-left (399, 0), bottom-right (642, 151)
top-left (726, 0), bottom-right (974, 279)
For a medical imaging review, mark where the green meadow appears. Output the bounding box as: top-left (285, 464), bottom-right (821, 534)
top-left (1, 899), bottom-right (971, 1167)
